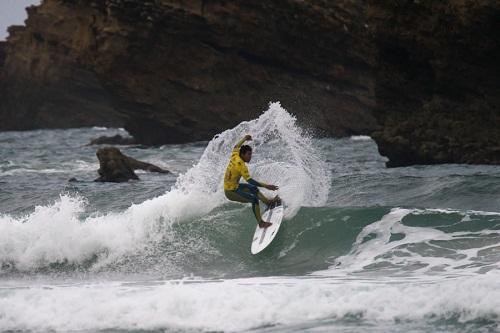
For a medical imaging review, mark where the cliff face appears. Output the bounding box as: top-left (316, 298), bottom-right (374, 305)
top-left (0, 0), bottom-right (499, 166)
top-left (0, 0), bottom-right (377, 144)
top-left (368, 1), bottom-right (500, 166)
top-left (0, 42), bottom-right (5, 66)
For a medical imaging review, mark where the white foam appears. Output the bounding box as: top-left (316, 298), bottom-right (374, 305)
top-left (0, 102), bottom-right (330, 271)
top-left (2, 274), bottom-right (500, 331)
top-left (414, 207), bottom-right (500, 217)
top-left (350, 135), bottom-right (372, 141)
top-left (0, 194), bottom-right (168, 271)
top-left (1, 160), bottom-right (98, 176)
top-left (316, 208), bottom-right (500, 277)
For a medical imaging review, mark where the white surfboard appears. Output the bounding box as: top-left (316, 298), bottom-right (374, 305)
top-left (251, 201), bottom-right (284, 254)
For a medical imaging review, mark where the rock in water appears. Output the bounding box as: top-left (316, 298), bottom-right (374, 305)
top-left (95, 147), bottom-right (139, 182)
top-left (95, 147), bottom-right (169, 182)
top-left (126, 156), bottom-right (170, 174)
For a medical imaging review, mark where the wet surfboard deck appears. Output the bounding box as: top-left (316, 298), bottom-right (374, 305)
top-left (251, 201), bottom-right (284, 254)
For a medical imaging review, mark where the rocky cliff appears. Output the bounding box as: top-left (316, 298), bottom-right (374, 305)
top-left (0, 0), bottom-right (499, 166)
top-left (0, 0), bottom-right (377, 145)
top-left (368, 1), bottom-right (500, 166)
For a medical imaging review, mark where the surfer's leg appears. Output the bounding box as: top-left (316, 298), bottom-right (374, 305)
top-left (251, 202), bottom-right (260, 221)
top-left (234, 184), bottom-right (271, 227)
top-left (238, 184), bottom-right (270, 205)
top-left (254, 188), bottom-right (280, 206)
top-left (224, 190), bottom-right (252, 204)
top-left (257, 191), bottom-right (272, 205)
top-left (238, 183), bottom-right (257, 194)
top-left (235, 184), bottom-right (258, 202)
top-left (252, 202), bottom-right (271, 228)
top-left (226, 186), bottom-right (260, 211)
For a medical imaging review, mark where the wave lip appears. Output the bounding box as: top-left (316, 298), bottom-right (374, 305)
top-left (315, 207), bottom-right (500, 278)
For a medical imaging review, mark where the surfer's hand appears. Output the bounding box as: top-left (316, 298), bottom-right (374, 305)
top-left (244, 135), bottom-right (252, 141)
top-left (266, 184), bottom-right (279, 191)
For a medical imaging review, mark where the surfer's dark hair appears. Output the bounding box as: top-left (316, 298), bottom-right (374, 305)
top-left (240, 145), bottom-right (252, 155)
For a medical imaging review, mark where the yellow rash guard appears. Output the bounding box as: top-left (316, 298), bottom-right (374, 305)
top-left (224, 137), bottom-right (274, 223)
top-left (224, 147), bottom-right (251, 191)
top-left (224, 137), bottom-right (268, 191)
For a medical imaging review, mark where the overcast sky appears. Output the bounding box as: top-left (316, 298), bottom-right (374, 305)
top-left (0, 0), bottom-right (41, 40)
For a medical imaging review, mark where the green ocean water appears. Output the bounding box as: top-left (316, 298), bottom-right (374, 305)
top-left (1, 104), bottom-right (500, 332)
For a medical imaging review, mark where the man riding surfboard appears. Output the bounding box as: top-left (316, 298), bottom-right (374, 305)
top-left (224, 135), bottom-right (280, 228)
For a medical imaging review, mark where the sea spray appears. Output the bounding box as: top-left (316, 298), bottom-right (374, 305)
top-left (0, 102), bottom-right (330, 272)
top-left (187, 101), bottom-right (331, 218)
top-left (0, 194), bottom-right (168, 272)
top-left (4, 120), bottom-right (500, 333)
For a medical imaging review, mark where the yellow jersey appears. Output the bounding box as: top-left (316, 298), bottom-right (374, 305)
top-left (224, 147), bottom-right (250, 191)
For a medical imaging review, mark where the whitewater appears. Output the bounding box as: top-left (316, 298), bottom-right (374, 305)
top-left (1, 102), bottom-right (500, 332)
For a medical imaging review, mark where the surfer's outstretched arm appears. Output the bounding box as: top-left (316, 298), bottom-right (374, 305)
top-left (247, 178), bottom-right (279, 191)
top-left (233, 135), bottom-right (252, 150)
top-left (238, 157), bottom-right (278, 190)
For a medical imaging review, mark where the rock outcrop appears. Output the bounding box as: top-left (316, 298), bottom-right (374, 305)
top-left (0, 0), bottom-right (499, 166)
top-left (368, 1), bottom-right (500, 166)
top-left (0, 0), bottom-right (376, 141)
top-left (95, 146), bottom-right (169, 182)
top-left (0, 42), bottom-right (6, 67)
top-left (126, 154), bottom-right (169, 174)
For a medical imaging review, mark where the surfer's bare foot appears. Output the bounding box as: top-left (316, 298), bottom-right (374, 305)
top-left (259, 221), bottom-right (272, 228)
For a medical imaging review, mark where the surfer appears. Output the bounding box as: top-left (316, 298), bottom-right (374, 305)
top-left (224, 135), bottom-right (280, 228)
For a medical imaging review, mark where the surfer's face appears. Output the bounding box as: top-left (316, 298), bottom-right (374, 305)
top-left (241, 150), bottom-right (252, 162)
